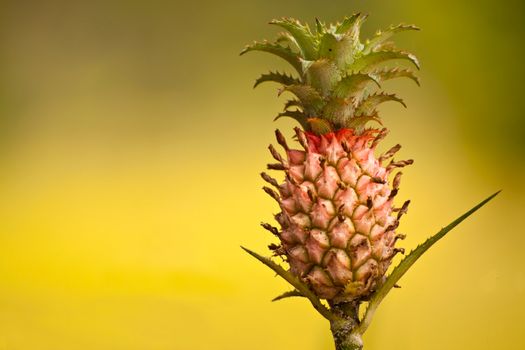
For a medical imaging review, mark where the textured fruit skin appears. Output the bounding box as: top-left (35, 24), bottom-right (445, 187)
top-left (270, 128), bottom-right (406, 302)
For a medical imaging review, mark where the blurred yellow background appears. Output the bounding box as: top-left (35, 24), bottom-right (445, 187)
top-left (0, 0), bottom-right (524, 349)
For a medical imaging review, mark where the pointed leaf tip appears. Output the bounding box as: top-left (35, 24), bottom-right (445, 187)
top-left (272, 289), bottom-right (305, 302)
top-left (279, 84), bottom-right (324, 114)
top-left (363, 23), bottom-right (420, 55)
top-left (240, 41), bottom-right (303, 75)
top-left (351, 50), bottom-right (420, 73)
top-left (372, 67), bottom-right (420, 86)
top-left (355, 190), bottom-right (500, 336)
top-left (336, 13), bottom-right (368, 34)
top-left (356, 92), bottom-right (406, 116)
top-left (315, 17), bottom-right (325, 35)
top-left (241, 246), bottom-right (338, 322)
top-left (269, 17), bottom-right (317, 60)
top-left (254, 71), bottom-right (301, 88)
top-left (333, 73), bottom-right (381, 99)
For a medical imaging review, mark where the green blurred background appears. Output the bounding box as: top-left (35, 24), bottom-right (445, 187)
top-left (0, 0), bottom-right (524, 349)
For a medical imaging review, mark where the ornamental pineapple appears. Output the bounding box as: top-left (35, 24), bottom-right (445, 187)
top-left (241, 14), bottom-right (418, 303)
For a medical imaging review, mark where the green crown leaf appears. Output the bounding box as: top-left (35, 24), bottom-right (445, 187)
top-left (254, 71), bottom-right (301, 88)
top-left (363, 24), bottom-right (420, 54)
top-left (270, 18), bottom-right (318, 60)
top-left (242, 14), bottom-right (420, 133)
top-left (350, 49), bottom-right (420, 73)
top-left (304, 59), bottom-right (341, 96)
top-left (372, 67), bottom-right (420, 86)
top-left (279, 84), bottom-right (324, 114)
top-left (240, 41), bottom-right (303, 75)
top-left (355, 92), bottom-right (406, 116)
top-left (333, 73), bottom-right (380, 99)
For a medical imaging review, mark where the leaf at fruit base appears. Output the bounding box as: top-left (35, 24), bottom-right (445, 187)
top-left (350, 50), bottom-right (420, 73)
top-left (307, 117), bottom-right (333, 134)
top-left (272, 289), bottom-right (305, 302)
top-left (372, 67), bottom-right (420, 86)
top-left (363, 24), bottom-right (420, 55)
top-left (355, 92), bottom-right (406, 116)
top-left (270, 18), bottom-right (318, 60)
top-left (354, 191), bottom-right (501, 336)
top-left (254, 71), bottom-right (301, 88)
top-left (240, 40), bottom-right (303, 75)
top-left (346, 114), bottom-right (383, 130)
top-left (241, 246), bottom-right (338, 321)
top-left (322, 97), bottom-right (354, 126)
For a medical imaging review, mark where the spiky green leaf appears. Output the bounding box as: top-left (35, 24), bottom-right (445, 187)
top-left (274, 110), bottom-right (308, 129)
top-left (270, 18), bottom-right (318, 60)
top-left (276, 32), bottom-right (300, 53)
top-left (356, 93), bottom-right (406, 116)
top-left (304, 58), bottom-right (342, 96)
top-left (363, 24), bottom-right (420, 54)
top-left (346, 114), bottom-right (382, 130)
top-left (241, 247), bottom-right (338, 321)
top-left (315, 18), bottom-right (326, 36)
top-left (274, 110), bottom-right (306, 122)
top-left (372, 67), bottom-right (420, 86)
top-left (279, 84), bottom-right (325, 114)
top-left (318, 32), bottom-right (360, 69)
top-left (318, 33), bottom-right (338, 58)
top-left (254, 71), bottom-right (301, 88)
top-left (272, 289), bottom-right (305, 302)
top-left (333, 73), bottom-right (380, 99)
top-left (335, 13), bottom-right (367, 35)
top-left (355, 191), bottom-right (501, 336)
top-left (322, 97), bottom-right (354, 125)
top-left (240, 40), bottom-right (303, 75)
top-left (284, 99), bottom-right (303, 110)
top-left (350, 50), bottom-right (420, 73)
top-left (374, 41), bottom-right (397, 52)
top-left (342, 13), bottom-right (368, 53)
top-left (307, 117), bottom-right (333, 134)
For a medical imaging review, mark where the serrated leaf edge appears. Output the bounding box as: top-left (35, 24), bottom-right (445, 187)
top-left (241, 246), bottom-right (339, 321)
top-left (354, 191), bottom-right (501, 336)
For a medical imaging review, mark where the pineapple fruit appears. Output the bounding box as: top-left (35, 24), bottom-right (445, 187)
top-left (241, 13), bottom-right (499, 350)
top-left (242, 14), bottom-right (417, 303)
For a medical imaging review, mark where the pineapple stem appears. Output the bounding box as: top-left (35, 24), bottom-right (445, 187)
top-left (330, 302), bottom-right (363, 350)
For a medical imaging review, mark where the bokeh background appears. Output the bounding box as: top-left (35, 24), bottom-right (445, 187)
top-left (0, 0), bottom-right (524, 349)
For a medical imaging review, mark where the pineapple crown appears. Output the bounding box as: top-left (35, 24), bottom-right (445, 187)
top-left (241, 14), bottom-right (420, 134)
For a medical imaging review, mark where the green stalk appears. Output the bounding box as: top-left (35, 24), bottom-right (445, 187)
top-left (330, 302), bottom-right (363, 350)
top-left (331, 322), bottom-right (363, 350)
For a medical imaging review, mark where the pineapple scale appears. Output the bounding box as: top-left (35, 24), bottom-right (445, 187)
top-left (272, 128), bottom-right (402, 302)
